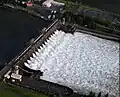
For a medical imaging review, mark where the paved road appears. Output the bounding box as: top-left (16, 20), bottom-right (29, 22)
top-left (75, 28), bottom-right (120, 42)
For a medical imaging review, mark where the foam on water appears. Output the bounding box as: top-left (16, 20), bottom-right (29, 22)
top-left (24, 30), bottom-right (119, 97)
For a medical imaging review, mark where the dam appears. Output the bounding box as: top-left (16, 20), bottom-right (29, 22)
top-left (1, 18), bottom-right (118, 96)
top-left (0, 2), bottom-right (119, 97)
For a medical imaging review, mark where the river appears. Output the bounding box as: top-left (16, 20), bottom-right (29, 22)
top-left (0, 6), bottom-right (51, 70)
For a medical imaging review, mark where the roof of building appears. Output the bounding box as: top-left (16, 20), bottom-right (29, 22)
top-left (11, 73), bottom-right (22, 80)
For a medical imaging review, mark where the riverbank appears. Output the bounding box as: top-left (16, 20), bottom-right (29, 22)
top-left (0, 82), bottom-right (51, 97)
top-left (57, 0), bottom-right (120, 39)
top-left (57, 0), bottom-right (120, 14)
top-left (84, 0), bottom-right (120, 14)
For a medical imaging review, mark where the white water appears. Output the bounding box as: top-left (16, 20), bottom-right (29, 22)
top-left (24, 30), bottom-right (119, 97)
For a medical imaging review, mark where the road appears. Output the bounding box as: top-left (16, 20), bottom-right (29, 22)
top-left (75, 29), bottom-right (120, 42)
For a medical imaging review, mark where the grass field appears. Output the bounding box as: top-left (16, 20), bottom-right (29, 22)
top-left (0, 82), bottom-right (51, 97)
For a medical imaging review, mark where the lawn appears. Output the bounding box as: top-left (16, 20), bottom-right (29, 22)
top-left (0, 82), bottom-right (50, 97)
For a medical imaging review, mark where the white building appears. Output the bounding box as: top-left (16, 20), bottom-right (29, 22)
top-left (42, 0), bottom-right (64, 8)
top-left (11, 73), bottom-right (22, 82)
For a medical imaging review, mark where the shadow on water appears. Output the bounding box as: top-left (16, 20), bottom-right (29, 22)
top-left (0, 6), bottom-right (51, 70)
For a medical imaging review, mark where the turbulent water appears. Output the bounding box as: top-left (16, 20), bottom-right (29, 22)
top-left (0, 7), bottom-right (51, 69)
top-left (25, 30), bottom-right (119, 97)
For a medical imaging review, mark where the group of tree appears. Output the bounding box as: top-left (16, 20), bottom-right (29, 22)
top-left (62, 10), bottom-right (96, 29)
top-left (60, 9), bottom-right (120, 35)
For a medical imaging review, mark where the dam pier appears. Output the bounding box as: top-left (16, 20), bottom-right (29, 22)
top-left (0, 19), bottom-right (75, 97)
top-left (0, 19), bottom-right (60, 78)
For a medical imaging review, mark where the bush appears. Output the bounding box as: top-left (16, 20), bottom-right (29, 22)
top-left (93, 17), bottom-right (111, 27)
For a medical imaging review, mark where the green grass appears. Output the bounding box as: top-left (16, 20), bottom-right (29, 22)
top-left (0, 82), bottom-right (51, 97)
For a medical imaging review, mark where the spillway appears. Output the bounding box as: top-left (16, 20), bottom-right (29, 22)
top-left (24, 30), bottom-right (119, 97)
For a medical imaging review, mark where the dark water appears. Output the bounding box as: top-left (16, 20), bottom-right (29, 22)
top-left (0, 7), bottom-right (51, 70)
top-left (83, 0), bottom-right (120, 14)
